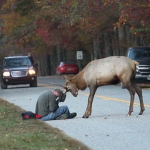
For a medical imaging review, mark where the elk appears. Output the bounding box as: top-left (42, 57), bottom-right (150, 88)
top-left (54, 56), bottom-right (145, 118)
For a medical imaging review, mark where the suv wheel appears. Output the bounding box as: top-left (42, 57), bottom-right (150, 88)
top-left (30, 80), bottom-right (37, 87)
top-left (1, 81), bottom-right (7, 89)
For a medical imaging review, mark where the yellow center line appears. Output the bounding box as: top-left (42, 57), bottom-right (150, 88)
top-left (39, 83), bottom-right (150, 108)
top-left (38, 83), bottom-right (57, 89)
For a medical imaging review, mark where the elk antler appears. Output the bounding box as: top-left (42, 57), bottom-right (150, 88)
top-left (49, 82), bottom-right (69, 92)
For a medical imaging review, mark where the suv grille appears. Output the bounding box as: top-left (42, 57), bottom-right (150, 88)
top-left (11, 71), bottom-right (28, 77)
top-left (138, 65), bottom-right (150, 75)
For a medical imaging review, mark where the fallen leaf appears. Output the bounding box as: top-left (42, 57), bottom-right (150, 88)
top-left (26, 140), bottom-right (30, 143)
top-left (85, 134), bottom-right (88, 137)
top-left (104, 117), bottom-right (107, 119)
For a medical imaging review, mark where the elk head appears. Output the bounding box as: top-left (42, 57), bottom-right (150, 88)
top-left (64, 75), bottom-right (78, 97)
top-left (50, 80), bottom-right (78, 96)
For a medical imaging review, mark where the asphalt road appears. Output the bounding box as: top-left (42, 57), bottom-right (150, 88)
top-left (0, 76), bottom-right (150, 150)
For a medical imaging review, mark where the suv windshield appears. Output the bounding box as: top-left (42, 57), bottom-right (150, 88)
top-left (129, 48), bottom-right (150, 60)
top-left (3, 57), bottom-right (32, 68)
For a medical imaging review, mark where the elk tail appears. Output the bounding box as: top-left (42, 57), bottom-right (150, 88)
top-left (133, 60), bottom-right (139, 65)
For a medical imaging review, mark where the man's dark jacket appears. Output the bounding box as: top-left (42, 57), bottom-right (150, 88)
top-left (35, 90), bottom-right (59, 117)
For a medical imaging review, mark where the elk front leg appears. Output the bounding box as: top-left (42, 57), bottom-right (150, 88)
top-left (83, 86), bottom-right (97, 118)
top-left (127, 86), bottom-right (135, 116)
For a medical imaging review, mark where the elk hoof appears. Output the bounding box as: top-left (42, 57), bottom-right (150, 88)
top-left (126, 113), bottom-right (131, 117)
top-left (138, 112), bottom-right (143, 115)
top-left (82, 116), bottom-right (89, 118)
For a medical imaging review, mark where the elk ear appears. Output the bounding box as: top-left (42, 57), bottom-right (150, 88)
top-left (63, 75), bottom-right (71, 82)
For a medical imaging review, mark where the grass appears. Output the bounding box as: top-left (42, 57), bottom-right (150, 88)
top-left (0, 98), bottom-right (91, 150)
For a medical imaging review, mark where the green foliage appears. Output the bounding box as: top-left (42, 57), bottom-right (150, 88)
top-left (132, 27), bottom-right (150, 33)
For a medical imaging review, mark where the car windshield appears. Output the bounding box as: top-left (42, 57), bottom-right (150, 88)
top-left (3, 58), bottom-right (32, 67)
top-left (129, 48), bottom-right (150, 60)
top-left (59, 61), bottom-right (77, 66)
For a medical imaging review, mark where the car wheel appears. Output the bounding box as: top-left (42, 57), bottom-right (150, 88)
top-left (121, 82), bottom-right (126, 89)
top-left (1, 81), bottom-right (7, 89)
top-left (30, 80), bottom-right (37, 87)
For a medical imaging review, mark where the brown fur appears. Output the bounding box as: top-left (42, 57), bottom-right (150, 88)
top-left (64, 56), bottom-right (145, 118)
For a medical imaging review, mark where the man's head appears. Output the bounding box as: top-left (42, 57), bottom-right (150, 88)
top-left (53, 89), bottom-right (66, 102)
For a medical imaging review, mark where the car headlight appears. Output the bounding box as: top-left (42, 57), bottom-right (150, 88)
top-left (3, 71), bottom-right (10, 77)
top-left (28, 69), bottom-right (36, 75)
top-left (136, 66), bottom-right (139, 72)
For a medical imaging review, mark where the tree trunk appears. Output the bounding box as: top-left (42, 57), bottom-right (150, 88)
top-left (49, 46), bottom-right (57, 75)
top-left (118, 25), bottom-right (127, 56)
top-left (126, 25), bottom-right (131, 47)
top-left (38, 55), bottom-right (49, 76)
top-left (56, 44), bottom-right (61, 63)
top-left (93, 35), bottom-right (102, 59)
top-left (134, 34), bottom-right (140, 46)
top-left (113, 28), bottom-right (120, 55)
top-left (93, 36), bottom-right (98, 59)
top-left (47, 55), bottom-right (51, 75)
top-left (104, 31), bottom-right (113, 57)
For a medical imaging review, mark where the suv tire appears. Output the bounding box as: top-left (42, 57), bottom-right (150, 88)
top-left (30, 80), bottom-right (37, 87)
top-left (1, 81), bottom-right (7, 89)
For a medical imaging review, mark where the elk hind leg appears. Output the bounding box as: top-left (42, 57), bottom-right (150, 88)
top-left (123, 81), bottom-right (135, 116)
top-left (132, 81), bottom-right (145, 115)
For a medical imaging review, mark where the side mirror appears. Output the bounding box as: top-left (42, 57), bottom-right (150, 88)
top-left (34, 63), bottom-right (38, 67)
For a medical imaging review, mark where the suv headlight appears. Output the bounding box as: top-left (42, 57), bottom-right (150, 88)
top-left (136, 66), bottom-right (139, 72)
top-left (28, 69), bottom-right (36, 75)
top-left (3, 71), bottom-right (10, 77)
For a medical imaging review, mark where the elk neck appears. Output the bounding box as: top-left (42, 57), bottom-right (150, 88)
top-left (71, 71), bottom-right (87, 90)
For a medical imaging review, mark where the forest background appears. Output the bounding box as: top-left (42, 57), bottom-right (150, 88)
top-left (0, 0), bottom-right (150, 75)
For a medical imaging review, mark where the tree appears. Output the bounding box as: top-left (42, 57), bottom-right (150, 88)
top-left (114, 0), bottom-right (150, 46)
top-left (1, 0), bottom-right (150, 75)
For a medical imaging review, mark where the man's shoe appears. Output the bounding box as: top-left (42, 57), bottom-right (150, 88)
top-left (70, 112), bottom-right (77, 119)
top-left (55, 114), bottom-right (68, 120)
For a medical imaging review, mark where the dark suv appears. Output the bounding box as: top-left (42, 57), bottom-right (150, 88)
top-left (0, 55), bottom-right (38, 89)
top-left (127, 46), bottom-right (150, 83)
